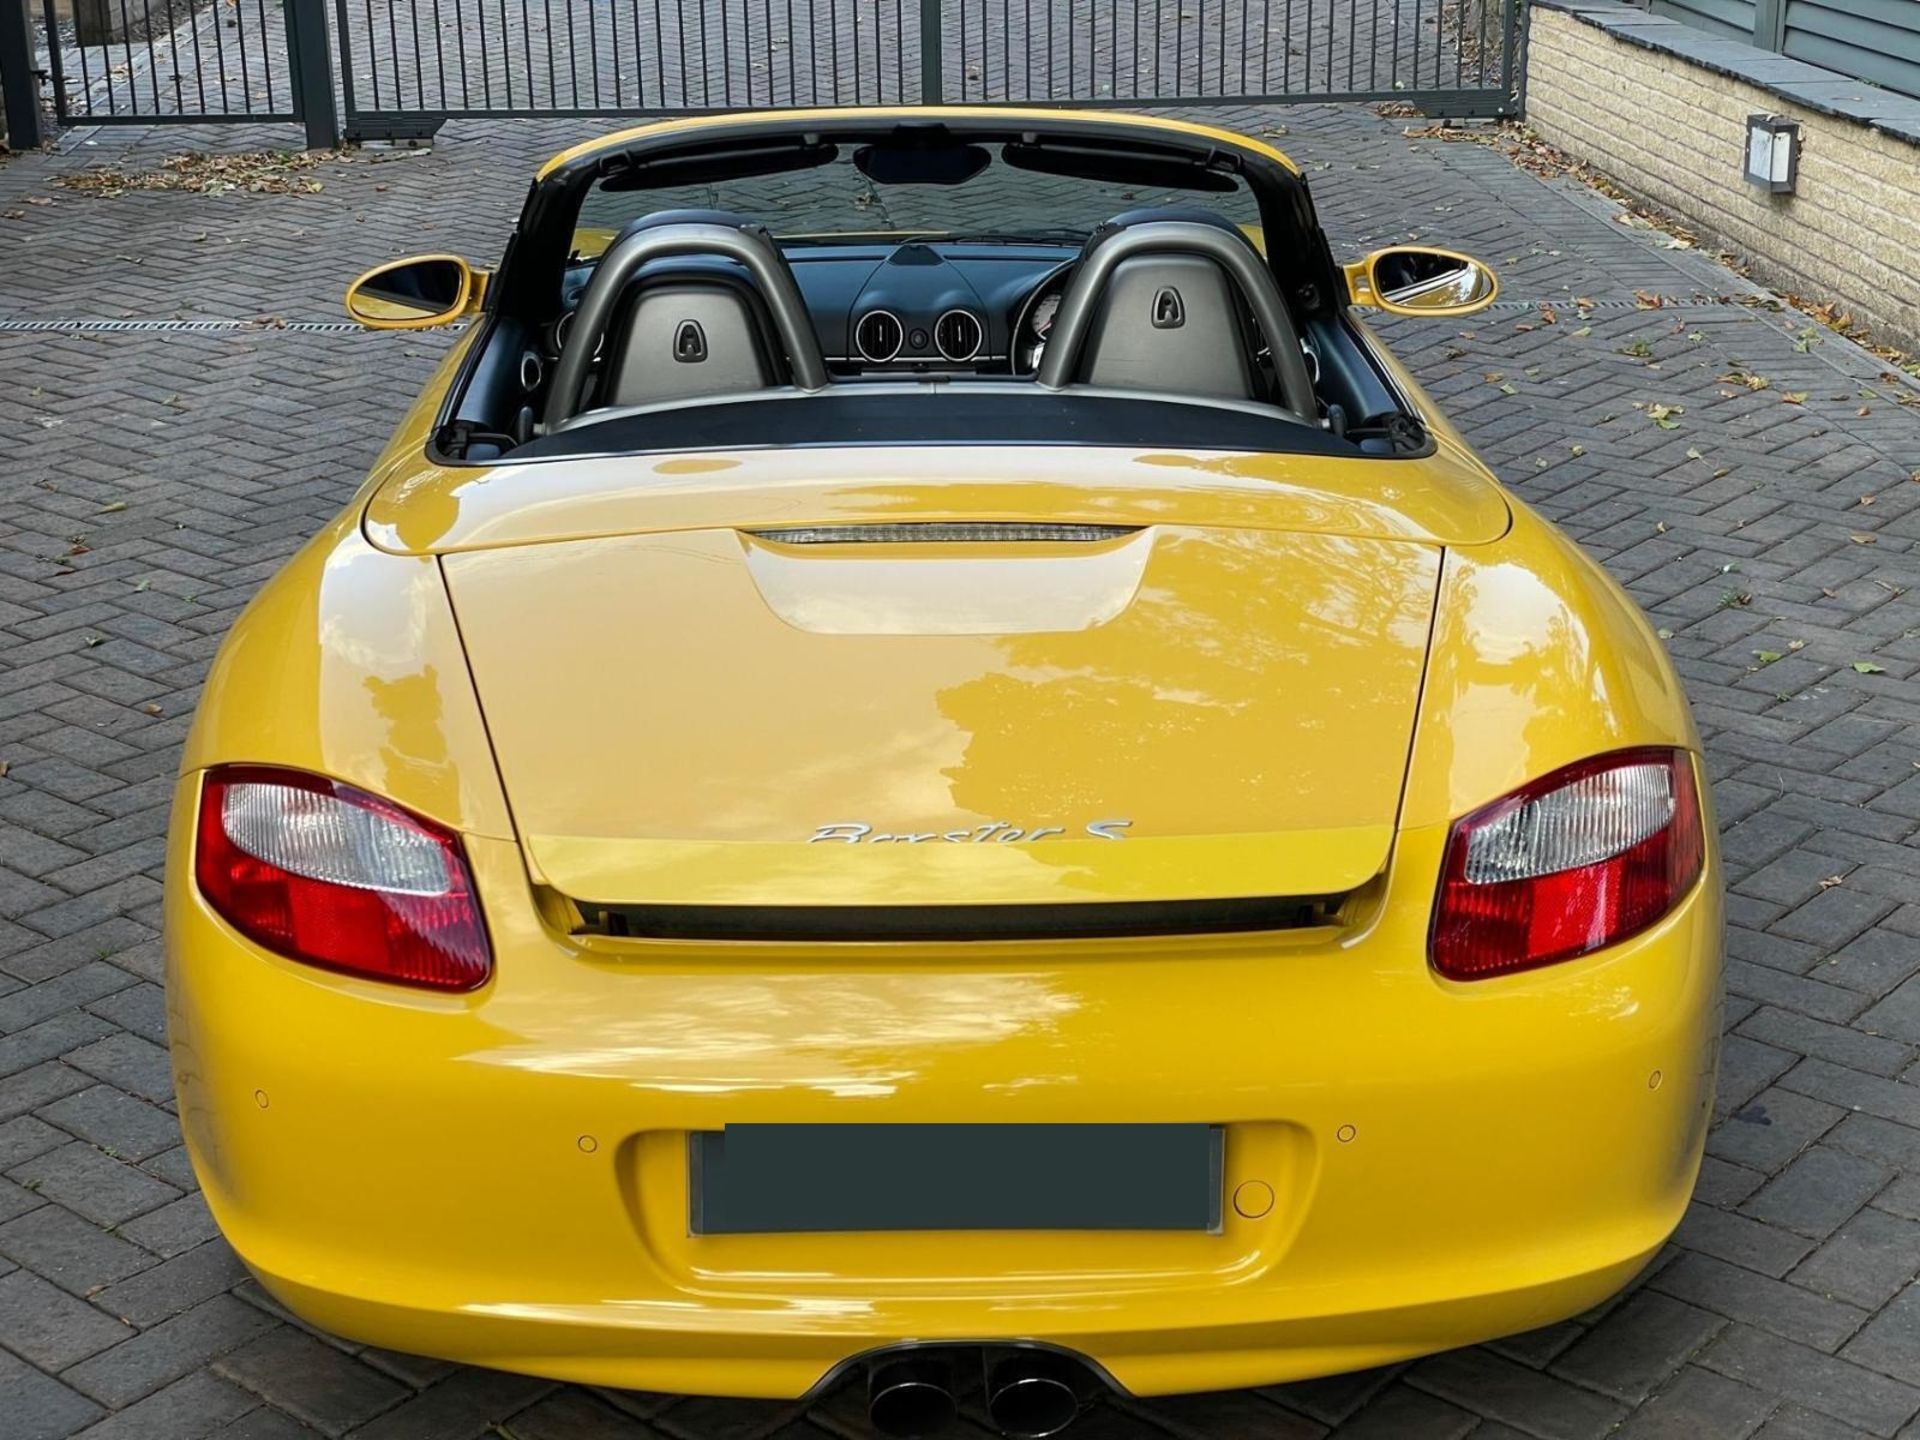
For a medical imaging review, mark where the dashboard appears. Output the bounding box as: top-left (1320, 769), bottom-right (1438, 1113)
top-left (555, 239), bottom-right (1080, 379)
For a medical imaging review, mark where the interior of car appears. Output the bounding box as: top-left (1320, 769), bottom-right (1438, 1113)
top-left (423, 128), bottom-right (1436, 465)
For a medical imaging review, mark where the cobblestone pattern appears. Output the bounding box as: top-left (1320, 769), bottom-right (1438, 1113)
top-left (2, 100), bottom-right (1920, 1440)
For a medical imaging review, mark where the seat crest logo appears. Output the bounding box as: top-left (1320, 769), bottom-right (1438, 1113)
top-left (673, 319), bottom-right (708, 363)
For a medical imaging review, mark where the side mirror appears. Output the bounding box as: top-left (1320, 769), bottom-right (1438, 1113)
top-left (344, 255), bottom-right (483, 329)
top-left (1345, 246), bottom-right (1498, 317)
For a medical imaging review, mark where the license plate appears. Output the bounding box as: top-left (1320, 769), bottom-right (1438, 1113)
top-left (689, 1123), bottom-right (1223, 1235)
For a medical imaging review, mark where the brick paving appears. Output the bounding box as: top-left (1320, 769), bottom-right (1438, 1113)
top-left (2, 94), bottom-right (1920, 1440)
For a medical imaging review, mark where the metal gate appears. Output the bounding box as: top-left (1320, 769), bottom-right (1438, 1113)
top-left (32, 0), bottom-right (335, 130)
top-left (20, 0), bottom-right (1525, 145)
top-left (334, 0), bottom-right (1524, 136)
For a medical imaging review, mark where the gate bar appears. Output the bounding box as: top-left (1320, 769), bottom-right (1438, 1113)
top-left (286, 0), bottom-right (341, 149)
top-left (920, 0), bottom-right (944, 102)
top-left (1, 0), bottom-right (45, 147)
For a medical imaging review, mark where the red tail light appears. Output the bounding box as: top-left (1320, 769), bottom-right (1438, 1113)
top-left (1430, 748), bottom-right (1703, 981)
top-left (195, 766), bottom-right (491, 992)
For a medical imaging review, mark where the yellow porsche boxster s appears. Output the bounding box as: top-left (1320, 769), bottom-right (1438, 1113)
top-left (166, 110), bottom-right (1720, 1437)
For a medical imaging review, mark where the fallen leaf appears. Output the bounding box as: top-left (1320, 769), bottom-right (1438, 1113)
top-left (1753, 650), bottom-right (1783, 666)
top-left (1572, 324), bottom-right (1592, 338)
top-left (1851, 661), bottom-right (1887, 674)
top-left (1819, 874), bottom-right (1845, 889)
top-left (98, 500), bottom-right (127, 513)
top-left (1648, 403), bottom-right (1683, 430)
top-left (1850, 533), bottom-right (1878, 545)
top-left (1782, 391), bottom-right (1808, 404)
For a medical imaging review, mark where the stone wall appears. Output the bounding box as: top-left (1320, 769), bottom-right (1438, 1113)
top-left (1527, 2), bottom-right (1920, 352)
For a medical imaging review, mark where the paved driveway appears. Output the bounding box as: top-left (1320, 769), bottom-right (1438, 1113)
top-left (2, 103), bottom-right (1920, 1440)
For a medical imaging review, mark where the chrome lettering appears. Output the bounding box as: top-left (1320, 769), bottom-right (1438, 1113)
top-left (809, 822), bottom-right (872, 844)
top-left (814, 819), bottom-right (1135, 843)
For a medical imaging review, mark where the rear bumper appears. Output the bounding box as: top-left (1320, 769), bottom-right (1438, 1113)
top-left (166, 779), bottom-right (1720, 1398)
top-left (248, 1244), bottom-right (1661, 1398)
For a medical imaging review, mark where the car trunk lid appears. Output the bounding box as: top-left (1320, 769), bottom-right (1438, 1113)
top-left (441, 519), bottom-right (1443, 910)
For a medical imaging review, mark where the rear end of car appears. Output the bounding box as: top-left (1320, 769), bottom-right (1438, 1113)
top-left (165, 446), bottom-right (1720, 1405)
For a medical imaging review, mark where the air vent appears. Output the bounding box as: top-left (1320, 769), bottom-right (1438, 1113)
top-left (934, 309), bottom-right (984, 363)
top-left (750, 523), bottom-right (1140, 545)
top-left (854, 309), bottom-right (904, 363)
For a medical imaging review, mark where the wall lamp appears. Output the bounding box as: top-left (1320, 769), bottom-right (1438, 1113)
top-left (1745, 113), bottom-right (1800, 194)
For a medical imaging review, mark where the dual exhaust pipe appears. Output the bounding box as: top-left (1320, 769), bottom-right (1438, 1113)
top-left (867, 1347), bottom-right (1089, 1438)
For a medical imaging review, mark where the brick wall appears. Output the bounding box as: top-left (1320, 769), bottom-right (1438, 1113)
top-left (1526, 6), bottom-right (1920, 352)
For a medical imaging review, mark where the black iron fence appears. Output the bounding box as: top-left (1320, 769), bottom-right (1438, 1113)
top-left (942, 0), bottom-right (1521, 107)
top-left (36, 0), bottom-right (297, 125)
top-left (338, 0), bottom-right (926, 124)
top-left (19, 0), bottom-right (1526, 145)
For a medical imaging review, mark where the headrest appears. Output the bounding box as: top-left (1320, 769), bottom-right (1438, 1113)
top-left (1083, 206), bottom-right (1250, 258)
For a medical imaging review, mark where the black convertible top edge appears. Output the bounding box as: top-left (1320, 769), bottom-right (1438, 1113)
top-left (496, 390), bottom-right (1390, 465)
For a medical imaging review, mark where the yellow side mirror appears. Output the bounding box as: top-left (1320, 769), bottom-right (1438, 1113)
top-left (1345, 246), bottom-right (1498, 317)
top-left (344, 255), bottom-right (485, 330)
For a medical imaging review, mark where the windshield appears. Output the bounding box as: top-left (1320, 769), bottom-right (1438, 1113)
top-left (572, 141), bottom-right (1259, 258)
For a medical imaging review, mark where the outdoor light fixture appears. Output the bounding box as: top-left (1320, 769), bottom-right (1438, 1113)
top-left (1744, 113), bottom-right (1799, 193)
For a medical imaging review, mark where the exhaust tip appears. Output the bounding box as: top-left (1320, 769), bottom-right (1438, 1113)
top-left (867, 1355), bottom-right (957, 1438)
top-left (985, 1350), bottom-right (1084, 1439)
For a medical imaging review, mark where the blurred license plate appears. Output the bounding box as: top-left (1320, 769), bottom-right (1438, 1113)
top-left (689, 1123), bottom-right (1222, 1235)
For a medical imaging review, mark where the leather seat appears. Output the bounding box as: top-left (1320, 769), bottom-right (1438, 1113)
top-left (590, 210), bottom-right (788, 410)
top-left (1073, 209), bottom-right (1260, 402)
top-left (1077, 250), bottom-right (1256, 400)
top-left (1037, 208), bottom-right (1316, 419)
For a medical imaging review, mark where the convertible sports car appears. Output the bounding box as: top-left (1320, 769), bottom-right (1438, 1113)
top-left (166, 109), bottom-right (1720, 1436)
